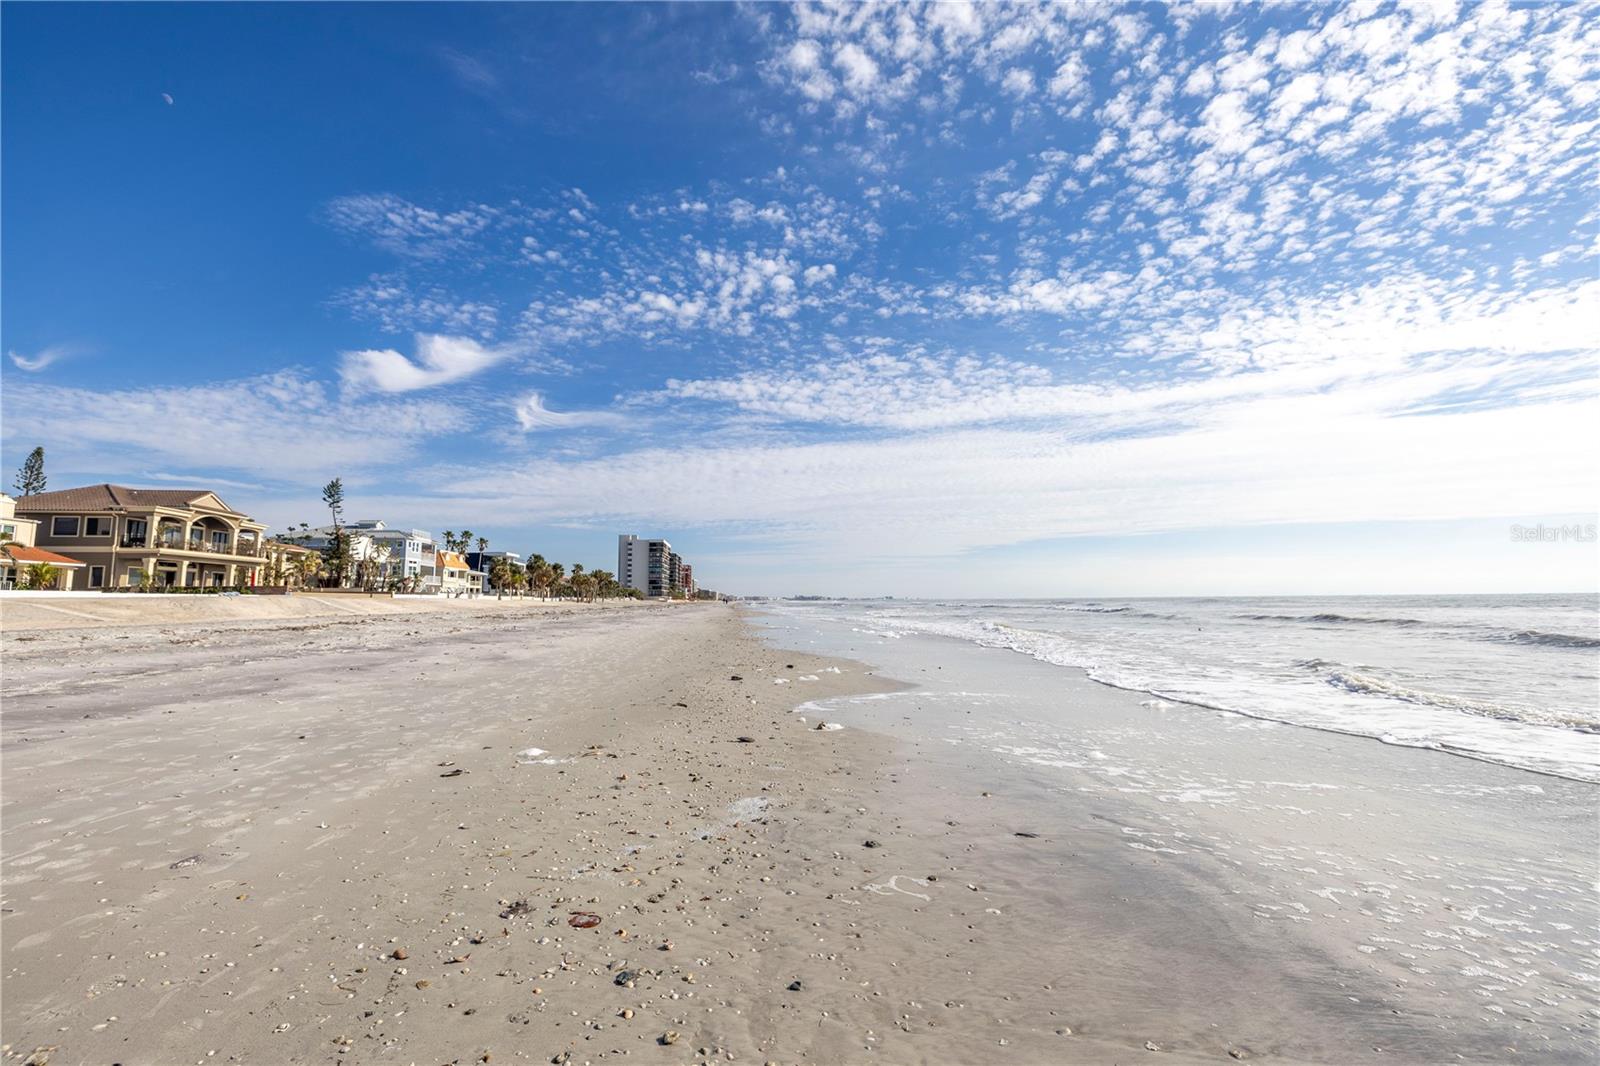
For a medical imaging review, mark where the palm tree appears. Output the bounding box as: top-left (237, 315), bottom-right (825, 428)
top-left (441, 530), bottom-right (457, 553)
top-left (526, 556), bottom-right (554, 600)
top-left (22, 562), bottom-right (59, 590)
top-left (489, 556), bottom-right (521, 597)
top-left (293, 553), bottom-right (323, 588)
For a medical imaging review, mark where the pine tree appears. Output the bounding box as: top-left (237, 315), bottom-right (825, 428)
top-left (13, 446), bottom-right (46, 496)
top-left (321, 477), bottom-right (347, 586)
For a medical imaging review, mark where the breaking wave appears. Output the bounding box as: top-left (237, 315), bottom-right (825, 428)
top-left (1325, 670), bottom-right (1599, 733)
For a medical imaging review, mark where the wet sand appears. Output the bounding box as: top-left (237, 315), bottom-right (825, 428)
top-left (755, 608), bottom-right (1600, 1064)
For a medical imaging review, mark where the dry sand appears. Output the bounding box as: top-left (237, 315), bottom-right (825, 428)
top-left (0, 591), bottom-right (614, 632)
top-left (1, 601), bottom-right (1168, 1066)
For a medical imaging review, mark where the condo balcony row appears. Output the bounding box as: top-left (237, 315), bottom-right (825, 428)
top-left (117, 531), bottom-right (269, 557)
top-left (39, 512), bottom-right (271, 559)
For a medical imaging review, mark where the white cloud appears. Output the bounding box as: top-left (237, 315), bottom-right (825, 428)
top-left (0, 371), bottom-right (470, 481)
top-left (404, 389), bottom-right (1598, 564)
top-left (513, 392), bottom-right (630, 432)
top-left (834, 43), bottom-right (880, 94)
top-left (1000, 67), bottom-right (1035, 99)
top-left (330, 275), bottom-right (500, 337)
top-left (661, 276), bottom-right (1600, 435)
top-left (324, 193), bottom-right (498, 259)
top-left (340, 334), bottom-right (509, 393)
top-left (8, 345), bottom-right (73, 372)
top-left (1048, 54), bottom-right (1089, 99)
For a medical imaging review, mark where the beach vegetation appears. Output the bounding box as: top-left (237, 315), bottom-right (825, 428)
top-left (12, 445), bottom-right (47, 497)
top-left (319, 477), bottom-right (350, 587)
top-left (21, 562), bottom-right (59, 590)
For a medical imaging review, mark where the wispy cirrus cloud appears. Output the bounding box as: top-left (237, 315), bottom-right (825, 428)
top-left (8, 344), bottom-right (75, 372)
top-left (437, 46), bottom-right (498, 93)
top-left (369, 387), bottom-right (1600, 563)
top-left (0, 370), bottom-right (471, 481)
top-left (513, 391), bottom-right (631, 432)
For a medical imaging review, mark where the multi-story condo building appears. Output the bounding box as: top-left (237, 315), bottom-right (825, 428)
top-left (618, 534), bottom-right (687, 598)
top-left (16, 484), bottom-right (268, 589)
top-left (679, 563), bottom-right (695, 598)
top-left (668, 551), bottom-right (682, 596)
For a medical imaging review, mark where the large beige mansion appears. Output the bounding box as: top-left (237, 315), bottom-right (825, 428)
top-left (17, 484), bottom-right (272, 589)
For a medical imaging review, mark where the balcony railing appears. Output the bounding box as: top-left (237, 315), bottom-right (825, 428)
top-left (145, 537), bottom-right (265, 557)
top-left (117, 530), bottom-right (265, 556)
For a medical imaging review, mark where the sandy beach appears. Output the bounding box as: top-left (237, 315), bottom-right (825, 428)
top-left (4, 599), bottom-right (1594, 1065)
top-left (1, 600), bottom-right (1114, 1066)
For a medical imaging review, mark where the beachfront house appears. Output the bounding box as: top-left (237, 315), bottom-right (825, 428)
top-left (466, 550), bottom-right (521, 593)
top-left (1, 492), bottom-right (87, 589)
top-left (436, 549), bottom-right (477, 596)
top-left (15, 484), bottom-right (268, 589)
top-left (358, 523), bottom-right (438, 589)
top-left (278, 526), bottom-right (372, 585)
top-left (292, 520), bottom-right (441, 589)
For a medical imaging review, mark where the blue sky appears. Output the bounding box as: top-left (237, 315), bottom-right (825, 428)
top-left (3, 2), bottom-right (1596, 596)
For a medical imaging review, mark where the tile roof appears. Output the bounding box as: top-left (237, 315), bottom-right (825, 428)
top-left (12, 484), bottom-right (244, 515)
top-left (1, 545), bottom-right (87, 567)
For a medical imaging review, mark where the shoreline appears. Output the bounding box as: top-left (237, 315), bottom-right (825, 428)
top-left (746, 604), bottom-right (1600, 1064)
top-left (7, 602), bottom-right (1590, 1064)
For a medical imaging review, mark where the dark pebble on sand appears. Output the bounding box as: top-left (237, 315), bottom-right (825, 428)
top-left (863, 840), bottom-right (882, 848)
top-left (788, 979), bottom-right (804, 991)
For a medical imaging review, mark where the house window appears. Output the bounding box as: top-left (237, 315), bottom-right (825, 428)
top-left (126, 567), bottom-right (145, 585)
top-left (85, 517), bottom-right (112, 536)
top-left (89, 565), bottom-right (105, 588)
top-left (51, 516), bottom-right (80, 537)
top-left (0, 523), bottom-right (14, 537)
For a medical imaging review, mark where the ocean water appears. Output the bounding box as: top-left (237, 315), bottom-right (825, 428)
top-left (756, 594), bottom-right (1600, 782)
